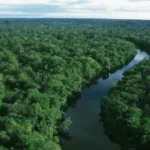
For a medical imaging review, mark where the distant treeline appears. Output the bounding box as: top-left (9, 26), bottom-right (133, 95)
top-left (0, 19), bottom-right (149, 150)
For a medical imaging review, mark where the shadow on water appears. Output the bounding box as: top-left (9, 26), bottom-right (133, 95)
top-left (61, 49), bottom-right (148, 150)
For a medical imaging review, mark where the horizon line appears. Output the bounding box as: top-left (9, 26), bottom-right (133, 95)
top-left (0, 17), bottom-right (150, 21)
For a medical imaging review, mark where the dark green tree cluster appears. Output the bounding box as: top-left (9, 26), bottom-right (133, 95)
top-left (101, 59), bottom-right (150, 150)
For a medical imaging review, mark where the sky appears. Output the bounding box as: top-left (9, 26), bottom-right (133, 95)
top-left (1, 0), bottom-right (150, 19)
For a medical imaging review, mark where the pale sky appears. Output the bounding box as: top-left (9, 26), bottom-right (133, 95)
top-left (1, 0), bottom-right (150, 19)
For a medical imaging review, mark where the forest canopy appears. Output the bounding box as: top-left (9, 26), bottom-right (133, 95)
top-left (0, 19), bottom-right (150, 149)
top-left (101, 59), bottom-right (150, 150)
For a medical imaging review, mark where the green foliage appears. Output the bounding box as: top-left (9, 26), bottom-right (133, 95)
top-left (101, 59), bottom-right (150, 150)
top-left (0, 18), bottom-right (149, 149)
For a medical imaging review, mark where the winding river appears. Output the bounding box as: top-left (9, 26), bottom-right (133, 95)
top-left (62, 49), bottom-right (148, 150)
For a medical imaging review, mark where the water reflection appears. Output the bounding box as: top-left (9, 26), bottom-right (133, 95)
top-left (62, 49), bottom-right (148, 150)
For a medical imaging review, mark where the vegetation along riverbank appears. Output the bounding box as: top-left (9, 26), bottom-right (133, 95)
top-left (0, 19), bottom-right (150, 150)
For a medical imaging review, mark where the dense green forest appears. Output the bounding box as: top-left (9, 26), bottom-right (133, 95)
top-left (0, 19), bottom-right (150, 149)
top-left (100, 59), bottom-right (150, 150)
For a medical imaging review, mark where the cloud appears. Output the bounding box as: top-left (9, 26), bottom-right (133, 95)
top-left (64, 0), bottom-right (150, 12)
top-left (0, 0), bottom-right (150, 19)
top-left (9, 4), bottom-right (65, 13)
top-left (0, 0), bottom-right (79, 5)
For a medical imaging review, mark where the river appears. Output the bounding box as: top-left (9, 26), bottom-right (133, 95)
top-left (62, 49), bottom-right (148, 150)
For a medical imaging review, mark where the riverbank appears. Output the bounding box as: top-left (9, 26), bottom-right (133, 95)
top-left (62, 50), bottom-right (148, 150)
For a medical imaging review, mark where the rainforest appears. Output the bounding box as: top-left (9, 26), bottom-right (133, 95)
top-left (0, 19), bottom-right (150, 150)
